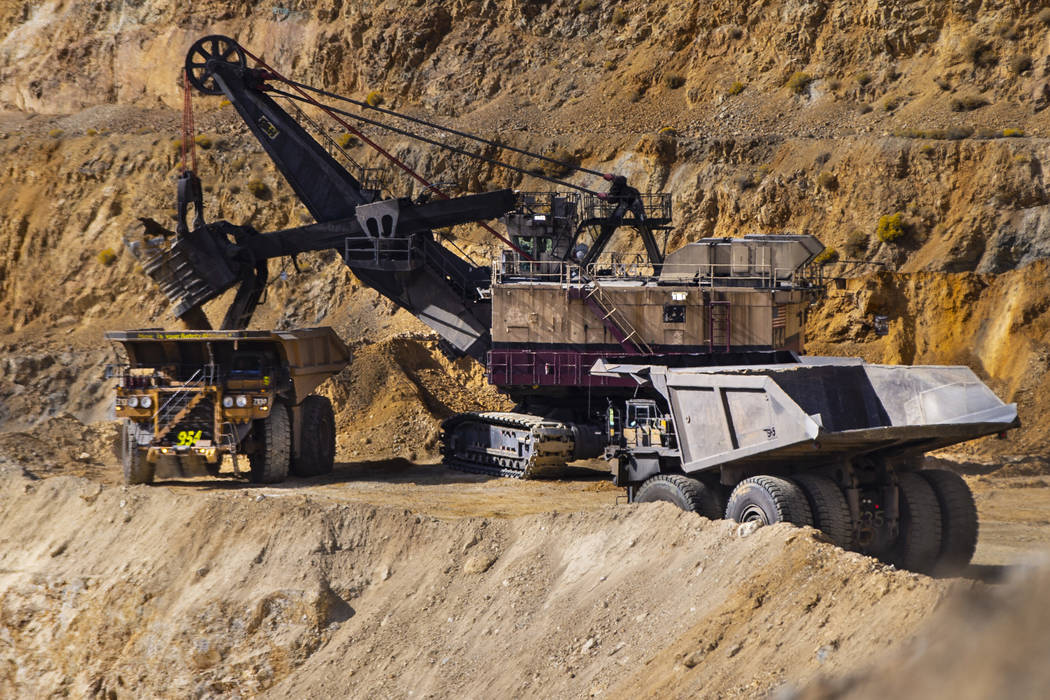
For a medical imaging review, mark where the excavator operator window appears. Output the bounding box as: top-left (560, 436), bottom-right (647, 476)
top-left (663, 304), bottom-right (686, 323)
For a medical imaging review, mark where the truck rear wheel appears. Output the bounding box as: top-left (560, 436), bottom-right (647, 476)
top-left (291, 395), bottom-right (336, 477)
top-left (794, 474), bottom-right (854, 549)
top-left (249, 400), bottom-right (291, 484)
top-left (892, 472), bottom-right (943, 574)
top-left (635, 474), bottom-right (722, 519)
top-left (920, 469), bottom-right (978, 575)
top-left (725, 475), bottom-right (813, 527)
top-left (121, 422), bottom-right (154, 485)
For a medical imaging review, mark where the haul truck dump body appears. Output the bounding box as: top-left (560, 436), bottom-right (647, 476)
top-left (594, 358), bottom-right (1018, 475)
top-left (108, 327), bottom-right (350, 485)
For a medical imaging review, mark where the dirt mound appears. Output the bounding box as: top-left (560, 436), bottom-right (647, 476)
top-left (800, 563), bottom-right (1050, 700)
top-left (0, 414), bottom-right (118, 482)
top-left (322, 335), bottom-right (512, 461)
top-left (0, 468), bottom-right (949, 699)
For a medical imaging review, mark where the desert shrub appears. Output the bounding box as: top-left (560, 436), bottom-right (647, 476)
top-left (97, 248), bottom-right (117, 266)
top-left (729, 26), bottom-right (744, 39)
top-left (194, 134), bottom-right (213, 149)
top-left (1040, 8), bottom-right (1050, 25)
top-left (949, 94), bottom-right (988, 112)
top-left (813, 247), bottom-right (840, 265)
top-left (882, 96), bottom-right (902, 111)
top-left (365, 90), bottom-right (384, 107)
top-left (663, 73), bottom-right (685, 89)
top-left (961, 36), bottom-right (997, 67)
top-left (541, 147), bottom-right (576, 178)
top-left (727, 80), bottom-right (745, 96)
top-left (855, 71), bottom-right (872, 87)
top-left (974, 126), bottom-right (998, 139)
top-left (919, 143), bottom-right (936, 156)
top-left (876, 213), bottom-right (906, 243)
top-left (843, 229), bottom-right (867, 257)
top-left (817, 171), bottom-right (838, 190)
top-left (48, 128), bottom-right (64, 138)
top-left (628, 87), bottom-right (643, 103)
top-left (658, 126), bottom-right (677, 135)
top-left (229, 184), bottom-right (241, 195)
top-left (827, 78), bottom-right (841, 91)
top-left (337, 132), bottom-right (358, 148)
top-left (171, 138), bottom-right (183, 153)
top-left (787, 71), bottom-right (813, 94)
top-left (1003, 128), bottom-right (1025, 138)
top-left (1009, 54), bottom-right (1033, 74)
top-left (995, 21), bottom-right (1020, 40)
top-left (578, 0), bottom-right (598, 11)
top-left (857, 103), bottom-right (873, 114)
top-left (933, 75), bottom-right (951, 91)
top-left (247, 179), bottom-right (270, 199)
top-left (946, 125), bottom-right (974, 139)
top-left (86, 128), bottom-right (97, 136)
top-left (603, 59), bottom-right (615, 71)
top-left (219, 99), bottom-right (231, 107)
top-left (611, 8), bottom-right (629, 25)
top-left (735, 171), bottom-right (756, 191)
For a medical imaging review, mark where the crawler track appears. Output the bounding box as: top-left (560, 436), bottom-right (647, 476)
top-left (441, 411), bottom-right (575, 479)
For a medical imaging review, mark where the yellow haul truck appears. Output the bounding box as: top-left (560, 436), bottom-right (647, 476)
top-left (106, 328), bottom-right (350, 485)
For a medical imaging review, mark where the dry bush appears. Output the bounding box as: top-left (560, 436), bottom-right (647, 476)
top-left (876, 213), bottom-right (906, 243)
top-left (961, 36), bottom-right (997, 67)
top-left (787, 71), bottom-right (813, 94)
top-left (578, 0), bottom-right (598, 11)
top-left (1040, 8), bottom-right (1050, 25)
top-left (813, 247), bottom-right (840, 265)
top-left (194, 134), bottom-right (213, 149)
top-left (1003, 128), bottom-right (1025, 138)
top-left (366, 90), bottom-right (384, 107)
top-left (843, 229), bottom-right (867, 257)
top-left (247, 179), bottom-right (270, 199)
top-left (882, 96), bottom-right (902, 111)
top-left (950, 94), bottom-right (988, 112)
top-left (337, 133), bottom-right (358, 148)
top-left (97, 248), bottom-right (117, 266)
top-left (611, 8), bottom-right (629, 25)
top-left (1010, 54), bottom-right (1033, 74)
top-left (817, 171), bottom-right (838, 190)
top-left (663, 73), bottom-right (685, 89)
top-left (727, 80), bottom-right (745, 96)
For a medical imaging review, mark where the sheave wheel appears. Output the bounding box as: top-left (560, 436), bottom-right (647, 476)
top-left (920, 469), bottom-right (978, 575)
top-left (725, 475), bottom-right (814, 527)
top-left (185, 35), bottom-right (247, 96)
top-left (635, 474), bottom-right (723, 519)
top-left (249, 400), bottom-right (291, 484)
top-left (794, 474), bottom-right (854, 549)
top-left (291, 395), bottom-right (336, 477)
top-left (891, 472), bottom-right (943, 575)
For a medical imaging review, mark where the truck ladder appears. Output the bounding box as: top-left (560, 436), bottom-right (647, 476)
top-left (152, 369), bottom-right (207, 440)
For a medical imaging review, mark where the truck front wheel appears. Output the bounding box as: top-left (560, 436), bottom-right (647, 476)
top-left (122, 421), bottom-right (155, 485)
top-left (635, 474), bottom-right (723, 519)
top-left (249, 400), bottom-right (291, 484)
top-left (291, 395), bottom-right (336, 477)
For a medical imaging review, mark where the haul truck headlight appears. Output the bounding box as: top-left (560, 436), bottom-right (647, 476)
top-left (140, 396), bottom-right (153, 409)
top-left (128, 396), bottom-right (139, 408)
top-left (235, 395), bottom-right (248, 408)
top-left (222, 396), bottom-right (234, 408)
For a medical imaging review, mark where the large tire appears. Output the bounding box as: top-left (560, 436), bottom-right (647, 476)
top-left (794, 474), bottom-right (854, 549)
top-left (290, 395), bottom-right (336, 477)
top-left (249, 401), bottom-right (291, 484)
top-left (635, 474), bottom-right (723, 519)
top-left (920, 469), bottom-right (978, 575)
top-left (893, 472), bottom-right (943, 574)
top-left (725, 475), bottom-right (814, 527)
top-left (122, 422), bottom-right (155, 485)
